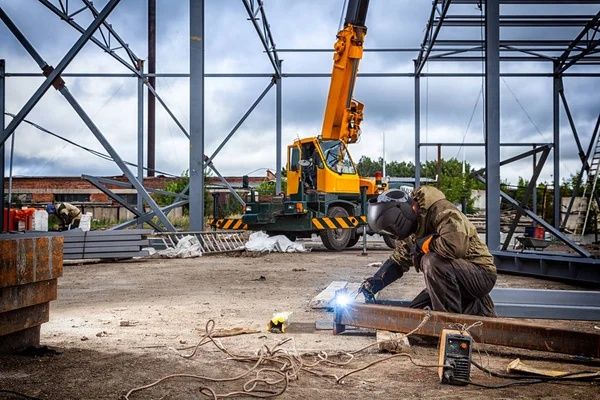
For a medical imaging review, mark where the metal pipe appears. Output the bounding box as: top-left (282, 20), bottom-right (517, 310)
top-left (147, 0), bottom-right (156, 177)
top-left (334, 303), bottom-right (600, 358)
top-left (190, 0), bottom-right (205, 230)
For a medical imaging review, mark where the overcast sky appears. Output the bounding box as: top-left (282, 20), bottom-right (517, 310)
top-left (1, 0), bottom-right (599, 185)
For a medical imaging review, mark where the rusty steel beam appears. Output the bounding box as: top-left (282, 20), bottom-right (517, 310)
top-left (334, 303), bottom-right (600, 359)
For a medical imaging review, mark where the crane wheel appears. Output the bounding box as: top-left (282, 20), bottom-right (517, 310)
top-left (320, 206), bottom-right (352, 251)
top-left (346, 233), bottom-right (360, 248)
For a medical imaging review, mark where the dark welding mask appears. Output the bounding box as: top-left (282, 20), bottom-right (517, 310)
top-left (367, 189), bottom-right (417, 240)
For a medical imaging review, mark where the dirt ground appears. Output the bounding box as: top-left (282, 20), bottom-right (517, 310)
top-left (1, 241), bottom-right (598, 399)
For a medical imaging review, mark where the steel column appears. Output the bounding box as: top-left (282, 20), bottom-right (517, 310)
top-left (485, 0), bottom-right (501, 249)
top-left (0, 0), bottom-right (122, 146)
top-left (190, 0), bottom-right (205, 230)
top-left (147, 0), bottom-right (156, 177)
top-left (414, 70), bottom-right (421, 186)
top-left (137, 61), bottom-right (145, 228)
top-left (0, 60), bottom-right (4, 232)
top-left (276, 62), bottom-right (282, 194)
top-left (532, 145), bottom-right (538, 214)
top-left (553, 62), bottom-right (561, 227)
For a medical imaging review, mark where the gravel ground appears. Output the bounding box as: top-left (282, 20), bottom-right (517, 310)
top-left (0, 241), bottom-right (598, 399)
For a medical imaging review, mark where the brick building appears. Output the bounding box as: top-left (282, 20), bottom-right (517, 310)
top-left (2, 172), bottom-right (276, 222)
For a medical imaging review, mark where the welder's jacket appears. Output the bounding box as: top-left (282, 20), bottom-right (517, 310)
top-left (57, 202), bottom-right (82, 226)
top-left (391, 186), bottom-right (496, 274)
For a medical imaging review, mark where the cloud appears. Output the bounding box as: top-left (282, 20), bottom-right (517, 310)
top-left (1, 0), bottom-right (598, 186)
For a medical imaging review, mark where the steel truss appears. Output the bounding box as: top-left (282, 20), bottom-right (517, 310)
top-left (0, 0), bottom-right (599, 262)
top-left (412, 0), bottom-right (600, 286)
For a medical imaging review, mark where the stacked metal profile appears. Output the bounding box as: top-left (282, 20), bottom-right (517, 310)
top-left (62, 229), bottom-right (152, 260)
top-left (0, 234), bottom-right (63, 353)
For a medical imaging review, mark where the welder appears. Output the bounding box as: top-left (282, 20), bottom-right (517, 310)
top-left (360, 186), bottom-right (496, 317)
top-left (47, 202), bottom-right (82, 231)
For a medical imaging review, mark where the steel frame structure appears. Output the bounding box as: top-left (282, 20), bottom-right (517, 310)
top-left (0, 1), bottom-right (598, 271)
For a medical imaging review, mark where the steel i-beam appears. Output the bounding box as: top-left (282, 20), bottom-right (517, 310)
top-left (334, 303), bottom-right (600, 358)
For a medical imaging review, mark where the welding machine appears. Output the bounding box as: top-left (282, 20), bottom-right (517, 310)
top-left (437, 329), bottom-right (472, 385)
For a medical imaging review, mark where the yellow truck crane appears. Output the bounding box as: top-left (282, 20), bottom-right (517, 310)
top-left (242, 0), bottom-right (390, 250)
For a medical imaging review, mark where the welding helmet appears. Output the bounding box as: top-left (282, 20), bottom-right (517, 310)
top-left (46, 204), bottom-right (56, 215)
top-left (367, 189), bottom-right (417, 240)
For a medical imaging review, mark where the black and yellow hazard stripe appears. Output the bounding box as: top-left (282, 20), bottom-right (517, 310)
top-left (206, 218), bottom-right (248, 230)
top-left (311, 215), bottom-right (367, 230)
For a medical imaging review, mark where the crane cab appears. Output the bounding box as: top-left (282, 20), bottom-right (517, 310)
top-left (286, 137), bottom-right (377, 198)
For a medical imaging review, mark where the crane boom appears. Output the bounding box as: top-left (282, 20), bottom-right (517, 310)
top-left (320, 0), bottom-right (369, 144)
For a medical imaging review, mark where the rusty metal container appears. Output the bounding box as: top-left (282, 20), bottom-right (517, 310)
top-left (0, 234), bottom-right (63, 353)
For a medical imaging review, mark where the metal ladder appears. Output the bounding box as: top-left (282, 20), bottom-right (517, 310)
top-left (578, 136), bottom-right (600, 235)
top-left (154, 231), bottom-right (247, 255)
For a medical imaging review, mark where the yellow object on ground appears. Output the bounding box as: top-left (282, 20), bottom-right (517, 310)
top-left (507, 358), bottom-right (600, 380)
top-left (268, 312), bottom-right (293, 333)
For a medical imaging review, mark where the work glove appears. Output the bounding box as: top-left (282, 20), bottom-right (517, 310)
top-left (415, 234), bottom-right (434, 255)
top-left (412, 251), bottom-right (424, 273)
top-left (359, 258), bottom-right (405, 302)
top-left (359, 277), bottom-right (383, 303)
top-left (412, 235), bottom-right (434, 272)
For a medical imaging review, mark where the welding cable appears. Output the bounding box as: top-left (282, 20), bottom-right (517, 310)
top-left (336, 353), bottom-right (452, 384)
top-left (125, 314), bottom-right (435, 399)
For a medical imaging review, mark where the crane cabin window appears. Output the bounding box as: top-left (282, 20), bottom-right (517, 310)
top-left (289, 147), bottom-right (300, 171)
top-left (320, 140), bottom-right (356, 174)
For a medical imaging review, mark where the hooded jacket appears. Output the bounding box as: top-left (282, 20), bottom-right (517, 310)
top-left (57, 202), bottom-right (82, 225)
top-left (391, 186), bottom-right (496, 274)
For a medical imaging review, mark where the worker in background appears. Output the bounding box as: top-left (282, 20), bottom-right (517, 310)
top-left (360, 186), bottom-right (497, 317)
top-left (46, 202), bottom-right (82, 231)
